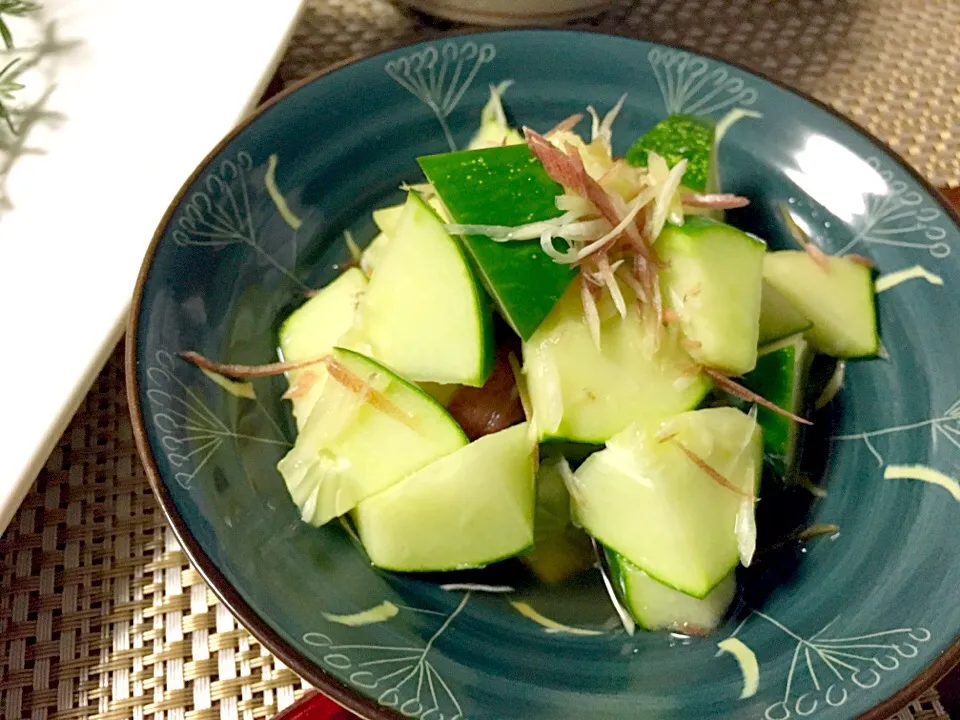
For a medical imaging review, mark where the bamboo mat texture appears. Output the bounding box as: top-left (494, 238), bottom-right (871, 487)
top-left (2, 0), bottom-right (959, 718)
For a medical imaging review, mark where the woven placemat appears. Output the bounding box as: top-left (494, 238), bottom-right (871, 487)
top-left (2, 1), bottom-right (959, 718)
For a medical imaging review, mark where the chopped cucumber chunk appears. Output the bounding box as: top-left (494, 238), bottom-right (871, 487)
top-left (625, 114), bottom-right (714, 192)
top-left (522, 456), bottom-right (595, 584)
top-left (763, 251), bottom-right (879, 358)
top-left (758, 280), bottom-right (813, 345)
top-left (419, 145), bottom-right (576, 340)
top-left (353, 423), bottom-right (536, 571)
top-left (606, 548), bottom-right (736, 633)
top-left (277, 348), bottom-right (467, 528)
top-left (742, 333), bottom-right (812, 480)
top-left (467, 83), bottom-right (523, 149)
top-left (278, 267), bottom-right (367, 430)
top-left (569, 407), bottom-right (762, 597)
top-left (523, 280), bottom-right (711, 444)
top-left (657, 216), bottom-right (766, 374)
top-left (359, 191), bottom-right (494, 386)
top-left (360, 233), bottom-right (390, 276)
top-left (371, 203), bottom-right (405, 236)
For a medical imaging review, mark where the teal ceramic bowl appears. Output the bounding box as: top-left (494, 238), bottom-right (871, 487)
top-left (127, 30), bottom-right (960, 720)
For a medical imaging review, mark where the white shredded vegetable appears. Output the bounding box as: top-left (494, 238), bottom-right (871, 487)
top-left (441, 583), bottom-right (515, 593)
top-left (540, 228), bottom-right (578, 263)
top-left (815, 361), bottom-right (846, 409)
top-left (714, 108), bottom-right (763, 147)
top-left (646, 155), bottom-right (688, 242)
top-left (580, 276), bottom-right (602, 349)
top-left (599, 94), bottom-right (626, 144)
top-left (735, 496), bottom-right (757, 567)
top-left (593, 540), bottom-right (637, 636)
top-left (575, 186), bottom-right (657, 262)
top-left (597, 255), bottom-right (626, 318)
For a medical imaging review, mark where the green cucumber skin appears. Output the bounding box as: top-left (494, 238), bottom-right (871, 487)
top-left (598, 522), bottom-right (737, 600)
top-left (353, 423), bottom-right (536, 572)
top-left (624, 114), bottom-right (714, 192)
top-left (412, 191), bottom-right (496, 386)
top-left (757, 280), bottom-right (813, 345)
top-left (605, 548), bottom-right (736, 631)
top-left (656, 216), bottom-right (766, 375)
top-left (278, 347), bottom-right (468, 528)
top-left (334, 347), bottom-right (468, 434)
top-left (419, 145), bottom-right (576, 340)
top-left (742, 334), bottom-right (811, 480)
top-left (277, 267), bottom-right (368, 430)
top-left (523, 282), bottom-right (712, 445)
top-left (365, 542), bottom-right (535, 574)
top-left (570, 407), bottom-right (762, 598)
top-left (360, 191), bottom-right (494, 387)
top-left (762, 251), bottom-right (879, 359)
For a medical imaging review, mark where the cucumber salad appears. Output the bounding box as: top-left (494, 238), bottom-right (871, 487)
top-left (188, 86), bottom-right (878, 636)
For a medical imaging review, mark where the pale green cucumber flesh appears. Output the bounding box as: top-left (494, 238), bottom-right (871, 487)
top-left (762, 251), bottom-right (879, 358)
top-left (742, 333), bottom-right (812, 480)
top-left (569, 407), bottom-right (762, 597)
top-left (656, 216), bottom-right (766, 374)
top-left (371, 203), bottom-right (405, 236)
top-left (521, 456), bottom-right (595, 583)
top-left (359, 191), bottom-right (494, 386)
top-left (277, 348), bottom-right (467, 528)
top-left (353, 423), bottom-right (536, 572)
top-left (523, 281), bottom-right (711, 444)
top-left (758, 280), bottom-right (812, 344)
top-left (277, 267), bottom-right (367, 430)
top-left (360, 233), bottom-right (390, 276)
top-left (606, 548), bottom-right (736, 633)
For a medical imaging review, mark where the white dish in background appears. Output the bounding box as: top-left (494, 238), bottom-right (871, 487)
top-left (395, 0), bottom-right (613, 25)
top-left (0, 0), bottom-right (303, 533)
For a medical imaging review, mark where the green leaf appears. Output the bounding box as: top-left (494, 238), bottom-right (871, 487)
top-left (0, 19), bottom-right (13, 50)
top-left (419, 144), bottom-right (576, 340)
top-left (0, 56), bottom-right (21, 133)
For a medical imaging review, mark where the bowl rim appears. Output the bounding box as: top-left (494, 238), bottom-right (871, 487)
top-left (125, 27), bottom-right (960, 720)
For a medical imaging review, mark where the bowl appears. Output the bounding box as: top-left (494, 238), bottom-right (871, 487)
top-left (127, 29), bottom-right (960, 720)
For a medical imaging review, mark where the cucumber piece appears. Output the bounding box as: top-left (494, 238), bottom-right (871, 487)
top-left (277, 348), bottom-right (468, 527)
top-left (606, 548), bottom-right (736, 633)
top-left (359, 191), bottom-right (494, 386)
top-left (742, 333), bottom-right (812, 480)
top-left (372, 203), bottom-right (405, 236)
top-left (656, 216), bottom-right (766, 374)
top-left (278, 267), bottom-right (367, 430)
top-left (569, 407), bottom-right (762, 597)
top-left (360, 234), bottom-right (389, 276)
top-left (467, 81), bottom-right (523, 150)
top-left (353, 423), bottom-right (536, 571)
top-left (521, 456), bottom-right (595, 584)
top-left (625, 115), bottom-right (714, 192)
top-left (762, 251), bottom-right (879, 358)
top-left (365, 197), bottom-right (450, 276)
top-left (523, 280), bottom-right (711, 444)
top-left (419, 145), bottom-right (577, 340)
top-left (758, 280), bottom-right (813, 345)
